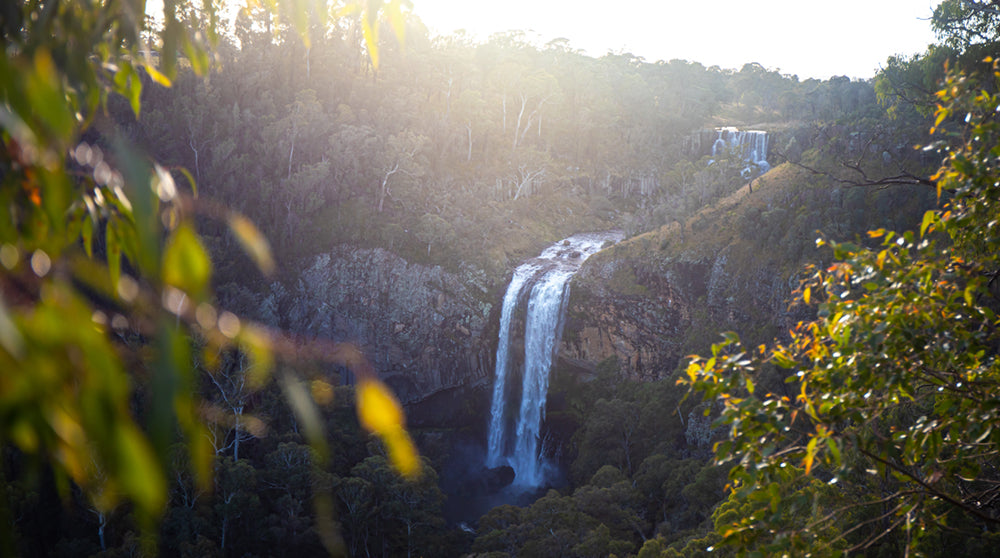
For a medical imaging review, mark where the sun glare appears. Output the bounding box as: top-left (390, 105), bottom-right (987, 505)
top-left (412, 0), bottom-right (937, 79)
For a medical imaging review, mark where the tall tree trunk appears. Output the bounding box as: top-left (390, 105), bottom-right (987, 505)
top-left (466, 123), bottom-right (473, 161)
top-left (97, 511), bottom-right (107, 551)
top-left (512, 94), bottom-right (527, 152)
top-left (233, 405), bottom-right (243, 461)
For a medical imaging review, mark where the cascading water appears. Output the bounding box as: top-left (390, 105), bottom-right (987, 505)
top-left (485, 231), bottom-right (623, 488)
top-left (711, 126), bottom-right (770, 176)
top-left (486, 264), bottom-right (539, 469)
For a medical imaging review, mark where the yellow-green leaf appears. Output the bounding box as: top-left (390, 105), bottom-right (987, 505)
top-left (175, 166), bottom-right (198, 197)
top-left (361, 16), bottom-right (379, 70)
top-left (238, 324), bottom-right (274, 388)
top-left (356, 379), bottom-right (420, 478)
top-left (115, 423), bottom-right (167, 516)
top-left (920, 210), bottom-right (936, 238)
top-left (143, 62), bottom-right (172, 87)
top-left (385, 0), bottom-right (407, 46)
top-left (287, 0), bottom-right (311, 49)
top-left (0, 297), bottom-right (25, 359)
top-left (382, 427), bottom-right (419, 479)
top-left (162, 223), bottom-right (211, 301)
top-left (228, 214), bottom-right (275, 276)
top-left (804, 436), bottom-right (819, 475)
top-left (357, 379), bottom-right (404, 434)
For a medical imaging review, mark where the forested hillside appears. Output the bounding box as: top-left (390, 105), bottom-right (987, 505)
top-left (3, 0), bottom-right (999, 556)
top-left (126, 9), bottom-right (893, 283)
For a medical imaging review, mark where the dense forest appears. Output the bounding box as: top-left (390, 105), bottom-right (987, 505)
top-left (3, 0), bottom-right (1000, 557)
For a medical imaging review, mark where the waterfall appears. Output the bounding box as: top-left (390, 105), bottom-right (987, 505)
top-left (485, 231), bottom-right (623, 487)
top-left (710, 126), bottom-right (770, 176)
top-left (485, 264), bottom-right (539, 468)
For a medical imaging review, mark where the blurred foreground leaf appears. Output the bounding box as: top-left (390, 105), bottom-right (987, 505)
top-left (228, 213), bottom-right (275, 276)
top-left (357, 378), bottom-right (419, 478)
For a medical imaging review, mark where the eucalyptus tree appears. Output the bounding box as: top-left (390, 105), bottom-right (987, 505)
top-left (683, 61), bottom-right (1000, 556)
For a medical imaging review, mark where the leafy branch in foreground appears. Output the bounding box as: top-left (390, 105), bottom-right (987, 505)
top-left (682, 60), bottom-right (1000, 556)
top-left (1, 0), bottom-right (414, 553)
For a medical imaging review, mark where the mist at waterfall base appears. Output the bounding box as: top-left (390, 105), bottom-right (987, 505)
top-left (441, 232), bottom-right (624, 521)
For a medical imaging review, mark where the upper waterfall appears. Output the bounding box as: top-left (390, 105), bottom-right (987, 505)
top-left (710, 126), bottom-right (770, 176)
top-left (485, 231), bottom-right (624, 488)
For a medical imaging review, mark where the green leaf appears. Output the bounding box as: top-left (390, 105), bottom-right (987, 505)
top-left (162, 223), bottom-right (211, 301)
top-left (81, 216), bottom-right (94, 259)
top-left (825, 437), bottom-right (841, 467)
top-left (27, 50), bottom-right (75, 146)
top-left (114, 423), bottom-right (167, 516)
top-left (0, 297), bottom-right (25, 359)
top-left (175, 166), bottom-right (197, 197)
top-left (114, 61), bottom-right (142, 117)
top-left (182, 34), bottom-right (209, 76)
top-left (161, 12), bottom-right (181, 79)
top-left (772, 349), bottom-right (796, 369)
top-left (920, 210), bottom-right (937, 238)
top-left (106, 222), bottom-right (122, 294)
top-left (279, 371), bottom-right (330, 467)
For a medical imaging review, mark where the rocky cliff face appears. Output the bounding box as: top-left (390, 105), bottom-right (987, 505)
top-left (250, 246), bottom-right (499, 425)
top-left (560, 243), bottom-right (804, 382)
top-left (560, 256), bottom-right (701, 381)
top-left (258, 239), bottom-right (801, 412)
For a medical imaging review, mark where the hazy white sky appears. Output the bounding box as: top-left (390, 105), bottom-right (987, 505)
top-left (410, 0), bottom-right (940, 79)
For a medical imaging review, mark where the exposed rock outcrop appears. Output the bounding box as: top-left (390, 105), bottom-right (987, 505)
top-left (560, 257), bottom-right (700, 380)
top-left (561, 244), bottom-right (805, 382)
top-left (252, 246), bottom-right (497, 423)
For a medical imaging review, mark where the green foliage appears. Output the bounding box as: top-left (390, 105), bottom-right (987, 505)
top-left (569, 379), bottom-right (683, 484)
top-left (345, 454), bottom-right (448, 557)
top-left (0, 0), bottom-right (228, 537)
top-left (683, 61), bottom-right (1000, 556)
top-left (0, 0), bottom-right (421, 554)
top-left (932, 0), bottom-right (1000, 49)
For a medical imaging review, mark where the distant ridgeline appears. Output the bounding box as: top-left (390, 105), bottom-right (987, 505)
top-left (687, 127), bottom-right (770, 177)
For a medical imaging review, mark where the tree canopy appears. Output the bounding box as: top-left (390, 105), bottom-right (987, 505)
top-left (683, 47), bottom-right (1000, 558)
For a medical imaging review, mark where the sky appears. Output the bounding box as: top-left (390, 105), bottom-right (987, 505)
top-left (409, 0), bottom-right (941, 80)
